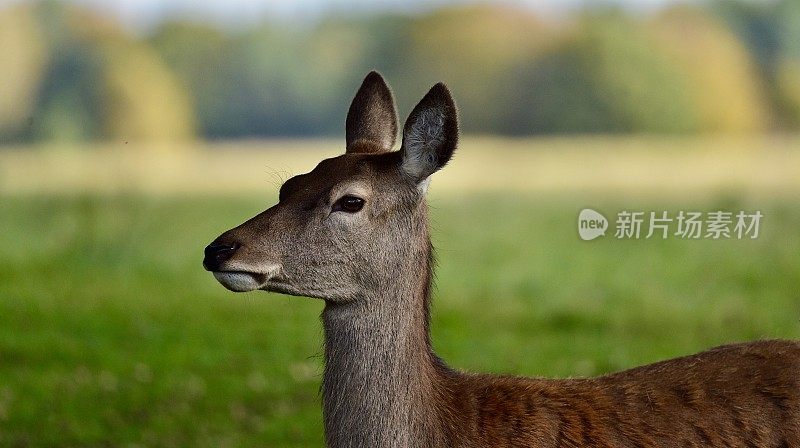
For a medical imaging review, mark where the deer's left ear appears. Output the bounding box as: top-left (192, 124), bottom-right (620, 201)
top-left (346, 71), bottom-right (398, 154)
top-left (400, 83), bottom-right (459, 184)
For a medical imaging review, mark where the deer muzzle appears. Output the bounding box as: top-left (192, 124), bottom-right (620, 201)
top-left (204, 238), bottom-right (282, 292)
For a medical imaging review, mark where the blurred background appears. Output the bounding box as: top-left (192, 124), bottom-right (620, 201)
top-left (0, 0), bottom-right (798, 446)
top-left (2, 0), bottom-right (800, 143)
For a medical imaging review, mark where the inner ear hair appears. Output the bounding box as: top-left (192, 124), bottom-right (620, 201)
top-left (403, 107), bottom-right (446, 178)
top-left (400, 82), bottom-right (459, 182)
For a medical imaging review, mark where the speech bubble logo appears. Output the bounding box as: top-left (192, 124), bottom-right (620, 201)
top-left (578, 208), bottom-right (608, 241)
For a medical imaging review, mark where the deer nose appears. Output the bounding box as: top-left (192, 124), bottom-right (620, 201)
top-left (203, 241), bottom-right (240, 271)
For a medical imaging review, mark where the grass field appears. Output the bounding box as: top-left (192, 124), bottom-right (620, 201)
top-left (1, 139), bottom-right (799, 446)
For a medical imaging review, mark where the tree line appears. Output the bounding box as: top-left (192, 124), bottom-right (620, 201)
top-left (1, 1), bottom-right (798, 143)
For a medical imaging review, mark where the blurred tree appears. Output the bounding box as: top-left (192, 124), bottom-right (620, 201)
top-left (712, 0), bottom-right (782, 71)
top-left (776, 0), bottom-right (800, 60)
top-left (0, 4), bottom-right (46, 142)
top-left (773, 0), bottom-right (800, 128)
top-left (649, 5), bottom-right (769, 133)
top-left (501, 12), bottom-right (695, 134)
top-left (5, 1), bottom-right (196, 144)
top-left (27, 1), bottom-right (101, 141)
top-left (775, 60), bottom-right (800, 127)
top-left (152, 20), bottom-right (361, 138)
top-left (711, 0), bottom-right (780, 129)
top-left (152, 13), bottom-right (422, 138)
top-left (150, 22), bottom-right (234, 137)
top-left (405, 5), bottom-right (552, 133)
top-left (98, 40), bottom-right (196, 143)
top-left (232, 23), bottom-right (347, 136)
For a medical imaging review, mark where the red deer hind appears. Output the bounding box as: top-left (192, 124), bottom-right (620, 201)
top-left (203, 71), bottom-right (800, 447)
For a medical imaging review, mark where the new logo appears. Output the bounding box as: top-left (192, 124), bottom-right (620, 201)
top-left (578, 209), bottom-right (608, 241)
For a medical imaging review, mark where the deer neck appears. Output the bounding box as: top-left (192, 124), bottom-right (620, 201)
top-left (320, 228), bottom-right (447, 447)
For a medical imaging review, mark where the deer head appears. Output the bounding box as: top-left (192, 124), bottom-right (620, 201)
top-left (203, 72), bottom-right (458, 303)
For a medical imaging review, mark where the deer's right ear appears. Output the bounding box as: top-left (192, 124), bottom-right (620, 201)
top-left (400, 82), bottom-right (459, 184)
top-left (345, 71), bottom-right (398, 154)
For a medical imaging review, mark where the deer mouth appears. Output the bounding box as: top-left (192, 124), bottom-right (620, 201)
top-left (212, 264), bottom-right (282, 292)
top-left (212, 271), bottom-right (266, 292)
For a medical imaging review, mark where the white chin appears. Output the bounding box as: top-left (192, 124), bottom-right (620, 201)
top-left (213, 272), bottom-right (263, 292)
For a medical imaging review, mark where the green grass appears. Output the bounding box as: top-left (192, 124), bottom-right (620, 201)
top-left (0, 193), bottom-right (798, 446)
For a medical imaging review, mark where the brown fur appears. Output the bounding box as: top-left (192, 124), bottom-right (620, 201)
top-left (204, 72), bottom-right (800, 447)
top-left (434, 340), bottom-right (800, 447)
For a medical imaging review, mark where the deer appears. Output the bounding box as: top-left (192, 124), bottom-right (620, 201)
top-left (203, 71), bottom-right (800, 447)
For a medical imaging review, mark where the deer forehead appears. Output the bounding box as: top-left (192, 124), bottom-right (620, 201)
top-left (281, 152), bottom-right (407, 202)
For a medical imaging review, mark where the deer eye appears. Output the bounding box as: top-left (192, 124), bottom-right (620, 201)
top-left (333, 195), bottom-right (365, 213)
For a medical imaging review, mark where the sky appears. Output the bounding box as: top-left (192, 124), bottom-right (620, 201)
top-left (0, 0), bottom-right (691, 29)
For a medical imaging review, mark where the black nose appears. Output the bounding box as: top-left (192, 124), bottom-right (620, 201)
top-left (203, 241), bottom-right (240, 271)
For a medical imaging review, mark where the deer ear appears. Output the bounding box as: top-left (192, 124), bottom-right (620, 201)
top-left (400, 82), bottom-right (459, 183)
top-left (345, 71), bottom-right (398, 154)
